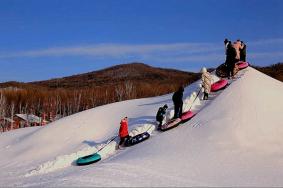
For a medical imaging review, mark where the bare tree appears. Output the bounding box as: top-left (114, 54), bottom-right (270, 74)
top-left (0, 92), bottom-right (6, 132)
top-left (115, 84), bottom-right (125, 101)
top-left (73, 91), bottom-right (82, 113)
top-left (90, 90), bottom-right (96, 108)
top-left (10, 102), bottom-right (15, 130)
top-left (0, 92), bottom-right (6, 118)
top-left (125, 81), bottom-right (135, 99)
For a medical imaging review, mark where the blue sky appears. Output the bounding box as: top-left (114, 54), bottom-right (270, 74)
top-left (0, 0), bottom-right (283, 82)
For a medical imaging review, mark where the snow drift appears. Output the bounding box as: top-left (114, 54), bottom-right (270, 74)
top-left (1, 67), bottom-right (283, 187)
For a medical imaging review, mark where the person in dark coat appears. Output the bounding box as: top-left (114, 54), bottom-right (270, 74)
top-left (225, 42), bottom-right (237, 79)
top-left (156, 104), bottom-right (168, 129)
top-left (172, 86), bottom-right (184, 119)
top-left (240, 41), bottom-right (247, 62)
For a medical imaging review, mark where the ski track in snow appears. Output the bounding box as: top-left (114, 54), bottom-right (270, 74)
top-left (24, 124), bottom-right (156, 177)
top-left (24, 69), bottom-right (247, 177)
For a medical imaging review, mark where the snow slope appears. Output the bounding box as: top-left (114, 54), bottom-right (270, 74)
top-left (1, 67), bottom-right (283, 187)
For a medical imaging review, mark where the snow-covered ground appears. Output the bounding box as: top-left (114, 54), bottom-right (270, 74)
top-left (1, 67), bottom-right (283, 187)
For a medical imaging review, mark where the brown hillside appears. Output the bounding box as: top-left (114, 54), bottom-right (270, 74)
top-left (29, 62), bottom-right (199, 89)
top-left (0, 63), bottom-right (200, 132)
top-left (253, 63), bottom-right (283, 82)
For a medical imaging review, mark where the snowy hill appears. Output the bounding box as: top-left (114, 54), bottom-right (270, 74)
top-left (1, 67), bottom-right (283, 187)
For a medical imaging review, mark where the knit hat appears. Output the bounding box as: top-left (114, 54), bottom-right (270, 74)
top-left (201, 67), bottom-right (207, 73)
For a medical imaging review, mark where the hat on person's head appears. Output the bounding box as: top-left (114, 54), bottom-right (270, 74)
top-left (224, 38), bottom-right (229, 44)
top-left (163, 104), bottom-right (168, 109)
top-left (201, 67), bottom-right (207, 73)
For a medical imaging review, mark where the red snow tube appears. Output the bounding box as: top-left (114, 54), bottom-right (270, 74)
top-left (181, 111), bottom-right (195, 121)
top-left (236, 61), bottom-right (249, 70)
top-left (211, 79), bottom-right (228, 92)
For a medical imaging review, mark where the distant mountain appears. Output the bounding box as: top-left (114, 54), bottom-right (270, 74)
top-left (0, 63), bottom-right (199, 89)
top-left (30, 62), bottom-right (199, 89)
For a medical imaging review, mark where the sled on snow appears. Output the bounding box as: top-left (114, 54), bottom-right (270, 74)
top-left (236, 61), bottom-right (249, 70)
top-left (160, 111), bottom-right (195, 131)
top-left (124, 132), bottom-right (150, 147)
top-left (216, 63), bottom-right (239, 78)
top-left (211, 79), bottom-right (228, 92)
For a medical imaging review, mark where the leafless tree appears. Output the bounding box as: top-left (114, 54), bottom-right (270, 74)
top-left (0, 92), bottom-right (6, 132)
top-left (125, 81), bottom-right (135, 99)
top-left (10, 102), bottom-right (15, 130)
top-left (115, 84), bottom-right (125, 101)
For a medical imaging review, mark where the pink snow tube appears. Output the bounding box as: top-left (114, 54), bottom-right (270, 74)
top-left (236, 61), bottom-right (249, 70)
top-left (181, 111), bottom-right (195, 121)
top-left (211, 79), bottom-right (228, 92)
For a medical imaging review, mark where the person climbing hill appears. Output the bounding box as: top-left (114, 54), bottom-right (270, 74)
top-left (172, 86), bottom-right (184, 119)
top-left (156, 104), bottom-right (168, 129)
top-left (118, 117), bottom-right (130, 149)
top-left (201, 67), bottom-right (213, 100)
top-left (226, 42), bottom-right (237, 79)
top-left (240, 41), bottom-right (247, 62)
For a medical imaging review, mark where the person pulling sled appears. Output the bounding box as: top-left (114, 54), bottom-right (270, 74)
top-left (118, 117), bottom-right (131, 149)
top-left (172, 86), bottom-right (184, 119)
top-left (201, 67), bottom-right (213, 100)
top-left (156, 104), bottom-right (168, 130)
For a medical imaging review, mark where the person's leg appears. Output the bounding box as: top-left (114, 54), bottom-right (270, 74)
top-left (179, 103), bottom-right (183, 117)
top-left (227, 64), bottom-right (232, 79)
top-left (174, 105), bottom-right (179, 119)
top-left (158, 121), bottom-right (162, 130)
top-left (205, 92), bottom-right (208, 100)
top-left (203, 92), bottom-right (206, 100)
top-left (119, 137), bottom-right (125, 146)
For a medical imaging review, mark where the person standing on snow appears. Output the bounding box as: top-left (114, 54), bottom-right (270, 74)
top-left (201, 67), bottom-right (213, 100)
top-left (240, 41), bottom-right (247, 62)
top-left (172, 86), bottom-right (184, 119)
top-left (118, 117), bottom-right (130, 148)
top-left (233, 39), bottom-right (242, 62)
top-left (226, 42), bottom-right (237, 79)
top-left (224, 38), bottom-right (229, 55)
top-left (156, 104), bottom-right (168, 129)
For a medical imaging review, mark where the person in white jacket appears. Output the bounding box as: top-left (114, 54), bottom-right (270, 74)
top-left (201, 67), bottom-right (213, 100)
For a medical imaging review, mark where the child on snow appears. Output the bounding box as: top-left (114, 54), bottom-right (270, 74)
top-left (118, 117), bottom-right (130, 148)
top-left (201, 67), bottom-right (213, 100)
top-left (156, 104), bottom-right (168, 129)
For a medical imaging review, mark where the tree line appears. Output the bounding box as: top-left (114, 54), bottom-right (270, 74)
top-left (0, 79), bottom-right (194, 132)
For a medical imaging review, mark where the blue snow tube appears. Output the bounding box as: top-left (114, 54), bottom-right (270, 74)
top-left (76, 153), bottom-right (101, 166)
top-left (124, 132), bottom-right (150, 147)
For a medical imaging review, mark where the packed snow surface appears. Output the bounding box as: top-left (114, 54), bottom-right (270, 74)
top-left (1, 67), bottom-right (283, 187)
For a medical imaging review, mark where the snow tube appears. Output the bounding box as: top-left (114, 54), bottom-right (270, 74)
top-left (216, 63), bottom-right (228, 78)
top-left (124, 132), bottom-right (150, 147)
top-left (216, 63), bottom-right (240, 78)
top-left (160, 118), bottom-right (182, 131)
top-left (211, 79), bottom-right (228, 92)
top-left (181, 111), bottom-right (195, 122)
top-left (236, 61), bottom-right (249, 70)
top-left (76, 153), bottom-right (101, 166)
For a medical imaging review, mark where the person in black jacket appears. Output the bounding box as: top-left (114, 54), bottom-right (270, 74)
top-left (172, 86), bottom-right (184, 119)
top-left (240, 41), bottom-right (247, 62)
top-left (156, 104), bottom-right (168, 129)
top-left (225, 42), bottom-right (237, 79)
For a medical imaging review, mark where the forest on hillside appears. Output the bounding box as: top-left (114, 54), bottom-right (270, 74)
top-left (0, 63), bottom-right (199, 132)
